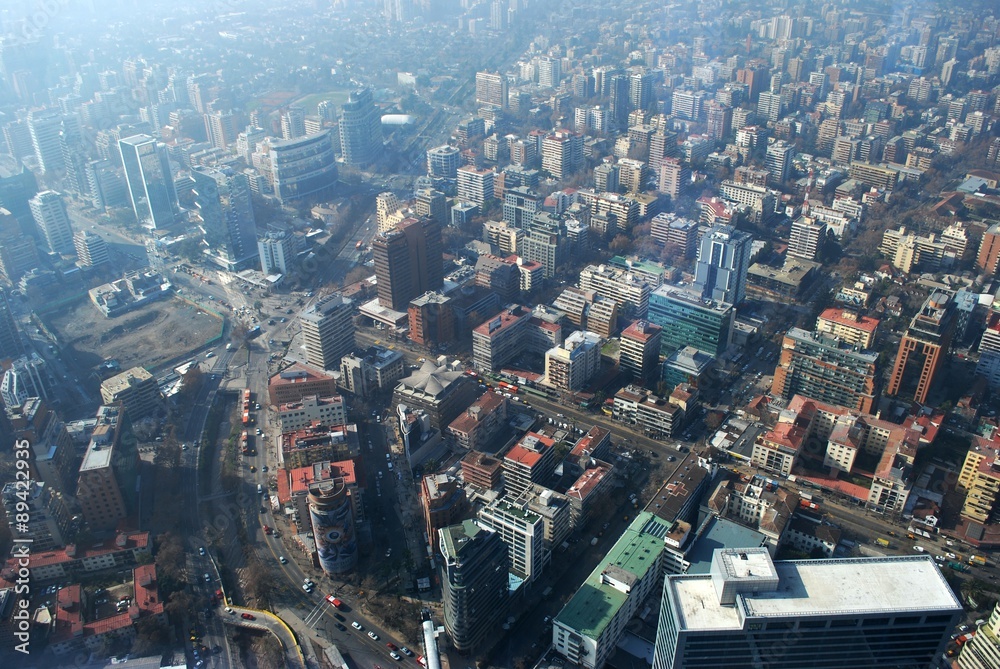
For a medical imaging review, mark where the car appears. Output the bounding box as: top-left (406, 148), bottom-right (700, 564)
top-left (400, 647), bottom-right (414, 657)
top-left (204, 573), bottom-right (211, 582)
top-left (241, 613), bottom-right (255, 620)
top-left (303, 584), bottom-right (313, 593)
top-left (181, 443), bottom-right (189, 451)
top-left (387, 642), bottom-right (398, 651)
top-left (368, 630), bottom-right (379, 640)
top-left (389, 651), bottom-right (402, 661)
top-left (385, 548), bottom-right (392, 558)
top-left (334, 612), bottom-right (346, 621)
top-left (335, 622), bottom-right (347, 631)
top-left (262, 465), bottom-right (269, 472)
top-left (225, 607), bottom-right (234, 614)
top-left (206, 351), bottom-right (214, 358)
top-left (199, 546), bottom-right (206, 556)
top-left (249, 465), bottom-right (257, 473)
top-left (352, 621), bottom-right (363, 630)
top-left (213, 646), bottom-right (222, 655)
top-left (279, 556), bottom-right (287, 564)
top-left (947, 553), bottom-right (957, 560)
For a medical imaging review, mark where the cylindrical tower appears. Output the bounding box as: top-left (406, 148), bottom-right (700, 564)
top-left (308, 478), bottom-right (357, 575)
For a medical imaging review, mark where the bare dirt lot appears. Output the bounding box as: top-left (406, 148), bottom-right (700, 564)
top-left (44, 296), bottom-right (224, 374)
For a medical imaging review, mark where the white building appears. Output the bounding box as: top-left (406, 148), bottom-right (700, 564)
top-left (545, 330), bottom-right (601, 392)
top-left (477, 498), bottom-right (547, 584)
top-left (653, 550), bottom-right (961, 669)
top-left (277, 394), bottom-right (346, 432)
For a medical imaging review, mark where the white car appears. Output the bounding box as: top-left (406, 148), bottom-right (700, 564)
top-left (368, 631), bottom-right (379, 640)
top-left (352, 621), bottom-right (363, 630)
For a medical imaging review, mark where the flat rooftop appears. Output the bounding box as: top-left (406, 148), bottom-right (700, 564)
top-left (555, 512), bottom-right (666, 640)
top-left (669, 555), bottom-right (962, 632)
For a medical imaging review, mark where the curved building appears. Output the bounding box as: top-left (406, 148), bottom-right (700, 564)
top-left (309, 477), bottom-right (357, 575)
top-left (267, 131), bottom-right (337, 203)
top-left (426, 145), bottom-right (461, 179)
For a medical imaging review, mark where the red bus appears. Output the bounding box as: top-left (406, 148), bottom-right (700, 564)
top-left (242, 411), bottom-right (249, 425)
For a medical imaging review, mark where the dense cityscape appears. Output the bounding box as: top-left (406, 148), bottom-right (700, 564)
top-left (1, 0), bottom-right (1000, 667)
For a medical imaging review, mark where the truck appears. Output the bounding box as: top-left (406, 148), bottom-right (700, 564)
top-left (970, 555), bottom-right (988, 567)
top-left (950, 562), bottom-right (971, 573)
top-left (875, 538), bottom-right (891, 548)
top-left (957, 633), bottom-right (975, 646)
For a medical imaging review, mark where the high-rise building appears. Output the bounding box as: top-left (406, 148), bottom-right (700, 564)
top-left (191, 166), bottom-right (258, 270)
top-left (28, 191), bottom-right (74, 255)
top-left (887, 291), bottom-right (956, 404)
top-left (542, 130), bottom-right (584, 180)
top-left (27, 108), bottom-right (67, 175)
top-left (0, 288), bottom-right (24, 361)
top-left (456, 166), bottom-right (495, 205)
top-left (373, 217), bottom-right (444, 311)
top-left (771, 328), bottom-right (879, 413)
top-left (0, 155), bottom-right (38, 224)
top-left (76, 404), bottom-right (139, 533)
top-left (205, 110), bottom-right (239, 149)
top-left (408, 291), bottom-right (454, 347)
top-left (414, 188), bottom-right (447, 225)
top-left (338, 88), bottom-right (381, 167)
top-left (119, 134), bottom-right (178, 229)
top-left (439, 520), bottom-right (508, 654)
top-left (756, 90), bottom-right (782, 123)
top-left (475, 71), bottom-right (508, 109)
top-left (787, 216), bottom-right (826, 261)
top-left (427, 144), bottom-right (461, 179)
top-left (620, 320), bottom-right (663, 383)
top-left (422, 474), bottom-right (469, 556)
top-left (309, 477), bottom-right (358, 575)
top-left (503, 432), bottom-right (557, 496)
top-left (73, 229), bottom-right (110, 267)
top-left (658, 158), bottom-right (689, 200)
top-left (705, 102), bottom-right (733, 141)
top-left (280, 106), bottom-right (306, 140)
top-left (545, 330), bottom-right (602, 392)
top-left (815, 308), bottom-right (879, 349)
top-left (537, 57), bottom-right (562, 89)
top-left (258, 231), bottom-right (293, 275)
top-left (266, 131), bottom-right (338, 203)
top-left (478, 498), bottom-right (546, 583)
top-left (100, 367), bottom-right (160, 420)
top-left (650, 213), bottom-right (698, 258)
top-left (553, 512), bottom-right (668, 669)
top-left (977, 222), bottom-right (1000, 275)
top-left (694, 224), bottom-right (753, 305)
top-left (652, 549), bottom-right (961, 669)
top-left (300, 293), bottom-right (356, 371)
top-left (764, 140), bottom-right (794, 185)
top-left (957, 600), bottom-right (1000, 669)
top-left (648, 284), bottom-right (734, 358)
top-left (502, 186), bottom-right (541, 229)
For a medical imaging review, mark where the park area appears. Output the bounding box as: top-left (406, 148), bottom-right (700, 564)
top-left (42, 296), bottom-right (224, 374)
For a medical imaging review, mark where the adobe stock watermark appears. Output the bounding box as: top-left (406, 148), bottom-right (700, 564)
top-left (10, 0), bottom-right (74, 46)
top-left (11, 439), bottom-right (34, 655)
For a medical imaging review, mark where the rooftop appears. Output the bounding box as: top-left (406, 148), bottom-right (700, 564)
top-left (555, 512), bottom-right (666, 639)
top-left (817, 307), bottom-right (880, 334)
top-left (669, 555), bottom-right (961, 631)
top-left (101, 367), bottom-right (153, 396)
top-left (396, 360), bottom-right (467, 398)
top-left (473, 305), bottom-right (532, 337)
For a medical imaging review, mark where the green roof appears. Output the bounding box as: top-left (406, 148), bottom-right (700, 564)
top-left (439, 519), bottom-right (483, 559)
top-left (554, 512), bottom-right (666, 640)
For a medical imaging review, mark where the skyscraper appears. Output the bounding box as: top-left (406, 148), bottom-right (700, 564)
top-left (309, 477), bottom-right (358, 575)
top-left (620, 320), bottom-right (662, 383)
top-left (475, 71), bottom-right (508, 109)
top-left (427, 144), bottom-right (461, 179)
top-left (73, 229), bottom-right (110, 267)
top-left (0, 288), bottom-right (24, 361)
top-left (191, 166), bottom-right (258, 270)
top-left (338, 88), bottom-right (381, 167)
top-left (652, 549), bottom-right (960, 669)
top-left (27, 108), bottom-right (66, 175)
top-left (694, 224), bottom-right (753, 305)
top-left (299, 293), bottom-right (355, 371)
top-left (887, 291), bottom-right (956, 404)
top-left (76, 404), bottom-right (139, 533)
top-left (477, 498), bottom-right (546, 583)
top-left (765, 140), bottom-right (794, 186)
top-left (373, 217), bottom-right (444, 311)
top-left (28, 191), bottom-right (74, 255)
top-left (542, 130), bottom-right (584, 180)
top-left (267, 131), bottom-right (338, 203)
top-left (119, 134), bottom-right (178, 229)
top-left (204, 110), bottom-right (239, 150)
top-left (439, 520), bottom-right (509, 654)
top-left (280, 106), bottom-right (306, 140)
top-left (648, 284), bottom-right (734, 357)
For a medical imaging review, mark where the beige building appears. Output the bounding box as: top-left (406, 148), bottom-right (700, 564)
top-left (100, 367), bottom-right (159, 420)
